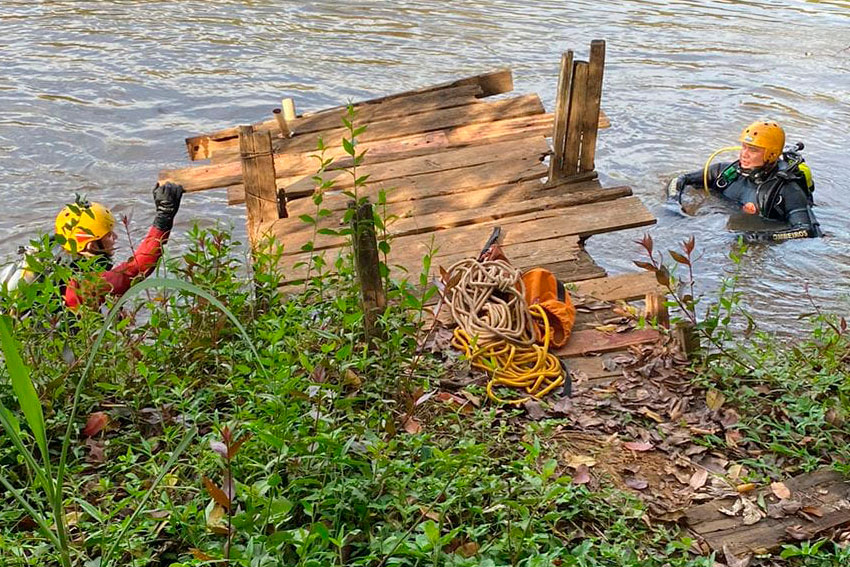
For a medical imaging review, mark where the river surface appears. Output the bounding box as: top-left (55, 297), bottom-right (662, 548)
top-left (1, 0), bottom-right (848, 331)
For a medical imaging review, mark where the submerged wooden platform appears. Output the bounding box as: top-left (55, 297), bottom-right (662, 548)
top-left (162, 40), bottom-right (673, 374)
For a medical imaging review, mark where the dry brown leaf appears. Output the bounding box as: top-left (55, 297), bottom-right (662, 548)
top-left (190, 549), bottom-right (216, 561)
top-left (801, 505), bottom-right (824, 518)
top-left (689, 468), bottom-right (708, 490)
top-left (455, 542), bottom-right (480, 558)
top-left (564, 453), bottom-right (597, 469)
top-left (460, 390), bottom-right (481, 408)
top-left (572, 464), bottom-right (591, 485)
top-left (785, 524), bottom-right (811, 540)
top-left (705, 389), bottom-right (725, 411)
top-left (623, 441), bottom-right (654, 452)
top-left (594, 324), bottom-right (618, 334)
top-left (419, 506), bottom-right (440, 521)
top-left (403, 417), bottom-right (422, 435)
top-left (741, 498), bottom-right (763, 525)
top-left (727, 464), bottom-right (744, 482)
top-left (723, 544), bottom-right (752, 567)
top-left (624, 476), bottom-right (649, 490)
top-left (640, 407), bottom-right (665, 423)
top-left (203, 476), bottom-right (231, 510)
top-left (771, 481), bottom-right (792, 500)
top-left (736, 483), bottom-right (757, 493)
top-left (725, 430), bottom-right (742, 448)
top-left (82, 412), bottom-right (109, 437)
top-left (206, 503), bottom-right (229, 534)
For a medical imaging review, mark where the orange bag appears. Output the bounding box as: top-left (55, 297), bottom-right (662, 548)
top-left (521, 268), bottom-right (576, 348)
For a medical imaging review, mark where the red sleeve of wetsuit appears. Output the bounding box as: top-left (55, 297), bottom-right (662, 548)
top-left (64, 226), bottom-right (169, 309)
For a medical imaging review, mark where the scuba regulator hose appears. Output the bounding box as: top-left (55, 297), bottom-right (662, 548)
top-left (703, 146), bottom-right (741, 195)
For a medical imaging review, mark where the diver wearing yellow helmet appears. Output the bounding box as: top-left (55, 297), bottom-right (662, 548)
top-left (667, 120), bottom-right (820, 241)
top-left (55, 182), bottom-right (183, 309)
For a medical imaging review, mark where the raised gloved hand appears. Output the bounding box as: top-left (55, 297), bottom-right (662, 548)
top-left (666, 175), bottom-right (686, 202)
top-left (152, 182), bottom-right (184, 232)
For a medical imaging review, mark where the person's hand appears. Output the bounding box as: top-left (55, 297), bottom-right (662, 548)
top-left (666, 176), bottom-right (685, 203)
top-left (152, 181), bottom-right (184, 231)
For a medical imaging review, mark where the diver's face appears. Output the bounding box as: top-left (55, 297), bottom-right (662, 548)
top-left (85, 231), bottom-right (117, 257)
top-left (739, 143), bottom-right (766, 170)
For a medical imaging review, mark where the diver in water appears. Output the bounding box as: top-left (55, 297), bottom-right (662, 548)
top-left (667, 120), bottom-right (820, 241)
top-left (52, 182), bottom-right (184, 309)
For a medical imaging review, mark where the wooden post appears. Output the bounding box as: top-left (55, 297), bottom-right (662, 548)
top-left (579, 40), bottom-right (606, 173)
top-left (561, 61), bottom-right (588, 177)
top-left (547, 51), bottom-right (574, 185)
top-left (674, 322), bottom-right (700, 358)
top-left (350, 201), bottom-right (386, 344)
top-left (282, 98), bottom-right (297, 122)
top-left (644, 293), bottom-right (670, 329)
top-left (239, 125), bottom-right (283, 244)
top-left (272, 108), bottom-right (290, 138)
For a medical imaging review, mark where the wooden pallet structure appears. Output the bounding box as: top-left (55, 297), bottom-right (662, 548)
top-left (161, 40), bottom-right (677, 374)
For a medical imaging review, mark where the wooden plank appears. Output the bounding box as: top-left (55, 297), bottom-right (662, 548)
top-left (553, 328), bottom-right (661, 358)
top-left (572, 272), bottom-right (666, 302)
top-left (562, 61), bottom-right (588, 177)
top-left (280, 236), bottom-right (590, 289)
top-left (548, 51), bottom-right (573, 183)
top-left (186, 84), bottom-right (485, 160)
top-left (280, 178), bottom-right (607, 226)
top-left (548, 253), bottom-right (607, 283)
top-left (207, 94), bottom-right (547, 162)
top-left (685, 469), bottom-right (850, 555)
top-left (564, 354), bottom-right (625, 382)
top-left (168, 113), bottom-right (555, 195)
top-left (579, 40), bottom-right (606, 173)
top-left (239, 126), bottom-right (280, 241)
top-left (249, 136), bottom-right (550, 204)
top-left (271, 159), bottom-right (549, 217)
top-left (274, 185), bottom-right (634, 255)
top-left (275, 196), bottom-right (653, 282)
top-left (185, 68), bottom-right (515, 160)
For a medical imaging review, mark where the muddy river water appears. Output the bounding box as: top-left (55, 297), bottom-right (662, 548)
top-left (1, 0), bottom-right (848, 331)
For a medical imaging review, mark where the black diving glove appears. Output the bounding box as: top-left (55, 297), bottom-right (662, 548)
top-left (152, 182), bottom-right (184, 232)
top-left (666, 175), bottom-right (686, 203)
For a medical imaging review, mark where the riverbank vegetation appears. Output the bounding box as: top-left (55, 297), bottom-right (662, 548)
top-left (2, 113), bottom-right (848, 566)
top-left (1, 221), bottom-right (848, 567)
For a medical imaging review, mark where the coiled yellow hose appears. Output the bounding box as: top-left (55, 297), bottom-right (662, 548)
top-left (703, 146), bottom-right (741, 195)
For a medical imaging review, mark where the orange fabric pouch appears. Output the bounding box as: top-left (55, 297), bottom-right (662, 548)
top-left (521, 268), bottom-right (576, 348)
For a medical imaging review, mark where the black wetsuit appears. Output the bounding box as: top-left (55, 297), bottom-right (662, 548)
top-left (679, 159), bottom-right (821, 240)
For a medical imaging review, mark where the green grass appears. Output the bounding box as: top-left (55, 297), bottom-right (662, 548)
top-left (0, 226), bottom-right (848, 566)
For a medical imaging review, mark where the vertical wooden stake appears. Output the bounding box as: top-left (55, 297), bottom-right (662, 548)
top-left (350, 201), bottom-right (386, 344)
top-left (579, 40), bottom-right (606, 173)
top-left (644, 293), bottom-right (670, 329)
top-left (562, 61), bottom-right (588, 177)
top-left (282, 98), bottom-right (297, 122)
top-left (675, 322), bottom-right (700, 358)
top-left (239, 125), bottom-right (283, 245)
top-left (273, 108), bottom-right (290, 138)
top-left (547, 51), bottom-right (574, 185)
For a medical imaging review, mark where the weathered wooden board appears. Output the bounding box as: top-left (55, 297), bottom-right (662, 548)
top-left (167, 113), bottom-right (558, 195)
top-left (685, 469), bottom-right (850, 556)
top-left (274, 196), bottom-right (653, 286)
top-left (186, 69), bottom-right (516, 160)
top-left (553, 328), bottom-right (661, 358)
top-left (207, 94), bottom-right (547, 162)
top-left (186, 84), bottom-right (486, 160)
top-left (264, 159), bottom-right (550, 218)
top-left (572, 272), bottom-right (666, 303)
top-left (271, 185), bottom-right (634, 255)
top-left (564, 354), bottom-right (626, 383)
top-left (228, 136), bottom-right (549, 204)
top-left (292, 195), bottom-right (652, 255)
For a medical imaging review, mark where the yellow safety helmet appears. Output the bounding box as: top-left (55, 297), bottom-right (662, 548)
top-left (739, 120), bottom-right (785, 163)
top-left (55, 201), bottom-right (116, 253)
